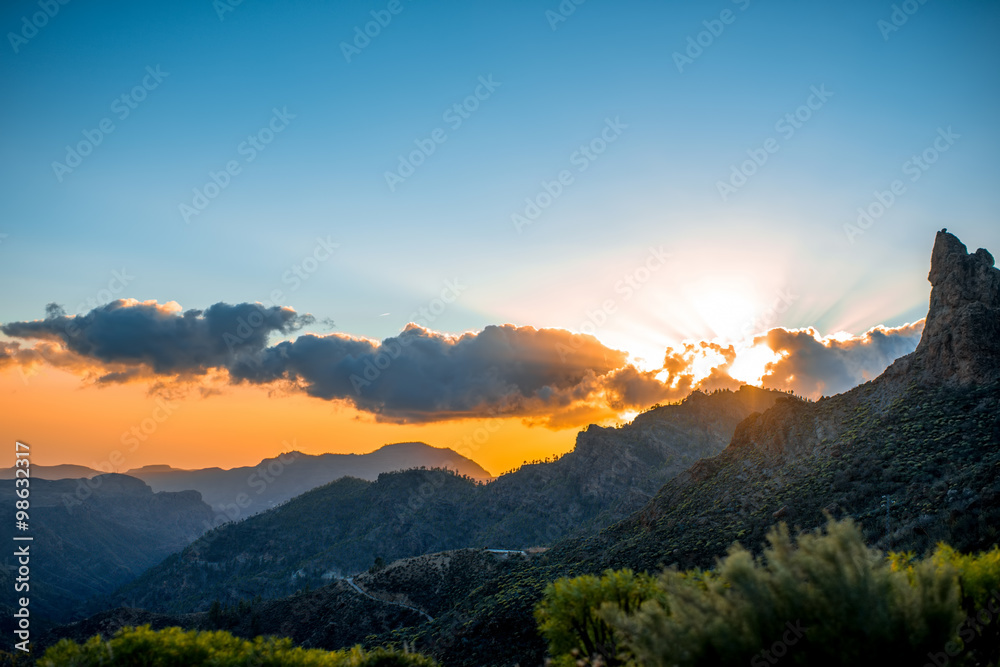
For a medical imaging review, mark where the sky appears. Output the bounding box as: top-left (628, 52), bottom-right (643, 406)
top-left (1, 0), bottom-right (998, 475)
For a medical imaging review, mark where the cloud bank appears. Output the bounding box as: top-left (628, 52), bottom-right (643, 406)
top-left (757, 322), bottom-right (924, 397)
top-left (1, 299), bottom-right (924, 426)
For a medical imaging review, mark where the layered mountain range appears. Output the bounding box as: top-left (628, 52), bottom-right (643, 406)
top-left (1, 442), bottom-right (493, 512)
top-left (33, 231), bottom-right (1000, 667)
top-left (105, 384), bottom-right (781, 613)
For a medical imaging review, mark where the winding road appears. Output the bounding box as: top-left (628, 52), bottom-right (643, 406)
top-left (345, 577), bottom-right (434, 622)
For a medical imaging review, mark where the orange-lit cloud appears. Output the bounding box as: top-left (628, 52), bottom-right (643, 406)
top-left (755, 321), bottom-right (925, 397)
top-left (2, 300), bottom-right (926, 435)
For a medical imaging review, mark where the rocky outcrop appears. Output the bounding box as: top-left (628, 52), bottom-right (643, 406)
top-left (886, 230), bottom-right (1000, 386)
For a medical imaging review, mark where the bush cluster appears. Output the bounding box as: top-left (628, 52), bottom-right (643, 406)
top-left (537, 519), bottom-right (1000, 666)
top-left (38, 625), bottom-right (438, 667)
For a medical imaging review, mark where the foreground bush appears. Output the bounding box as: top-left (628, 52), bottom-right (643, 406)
top-left (40, 625), bottom-right (438, 667)
top-left (539, 519), bottom-right (1000, 666)
top-left (535, 568), bottom-right (664, 666)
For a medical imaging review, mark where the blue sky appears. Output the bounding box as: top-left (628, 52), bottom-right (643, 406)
top-left (2, 0), bottom-right (999, 370)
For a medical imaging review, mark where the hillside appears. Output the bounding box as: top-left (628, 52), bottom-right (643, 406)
top-left (389, 230), bottom-right (1000, 666)
top-left (0, 474), bottom-right (214, 631)
top-left (41, 548), bottom-right (512, 653)
top-left (107, 385), bottom-right (781, 613)
top-left (475, 385), bottom-right (780, 545)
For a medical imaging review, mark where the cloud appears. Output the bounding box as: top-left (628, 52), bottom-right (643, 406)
top-left (0, 338), bottom-right (108, 379)
top-left (2, 299), bottom-right (313, 376)
top-left (601, 365), bottom-right (683, 411)
top-left (230, 323), bottom-right (637, 425)
top-left (758, 321), bottom-right (924, 398)
top-left (1, 299), bottom-right (927, 426)
top-left (1, 301), bottom-right (644, 426)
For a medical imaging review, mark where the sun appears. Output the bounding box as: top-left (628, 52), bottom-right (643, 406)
top-left (689, 284), bottom-right (759, 343)
top-left (729, 343), bottom-right (785, 386)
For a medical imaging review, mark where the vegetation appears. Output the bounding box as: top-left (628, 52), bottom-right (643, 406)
top-left (39, 625), bottom-right (437, 667)
top-left (537, 519), bottom-right (1000, 667)
top-left (535, 569), bottom-right (663, 666)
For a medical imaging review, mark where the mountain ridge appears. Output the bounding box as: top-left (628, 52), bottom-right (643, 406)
top-left (103, 385), bottom-right (784, 614)
top-left (359, 230), bottom-right (1000, 666)
top-left (39, 230), bottom-right (999, 667)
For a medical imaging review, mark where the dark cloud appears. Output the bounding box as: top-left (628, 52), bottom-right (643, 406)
top-left (759, 321), bottom-right (924, 398)
top-left (601, 365), bottom-right (684, 411)
top-left (231, 323), bottom-right (632, 424)
top-left (2, 302), bottom-right (639, 425)
top-left (2, 299), bottom-right (313, 375)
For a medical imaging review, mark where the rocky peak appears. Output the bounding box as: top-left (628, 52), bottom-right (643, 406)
top-left (906, 230), bottom-right (1000, 386)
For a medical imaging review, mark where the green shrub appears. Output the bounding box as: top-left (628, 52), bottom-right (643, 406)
top-left (931, 544), bottom-right (1000, 611)
top-left (535, 568), bottom-right (663, 666)
top-left (537, 519), bottom-right (983, 666)
top-left (931, 544), bottom-right (1000, 664)
top-left (39, 625), bottom-right (438, 667)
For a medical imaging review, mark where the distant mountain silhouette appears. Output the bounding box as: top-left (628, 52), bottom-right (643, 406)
top-left (0, 463), bottom-right (103, 480)
top-left (0, 442), bottom-right (493, 517)
top-left (0, 474), bottom-right (213, 633)
top-left (127, 441), bottom-right (492, 515)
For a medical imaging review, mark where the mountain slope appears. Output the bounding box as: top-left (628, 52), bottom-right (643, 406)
top-left (404, 230), bottom-right (1000, 666)
top-left (108, 385), bottom-right (781, 613)
top-left (0, 474), bottom-right (214, 630)
top-left (475, 385), bottom-right (781, 545)
top-left (40, 548), bottom-right (513, 654)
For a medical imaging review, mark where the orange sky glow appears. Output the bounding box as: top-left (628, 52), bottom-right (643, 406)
top-left (0, 365), bottom-right (581, 476)
top-left (0, 307), bottom-right (923, 475)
